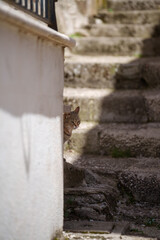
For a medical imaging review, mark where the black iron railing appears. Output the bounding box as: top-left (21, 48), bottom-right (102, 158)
top-left (7, 0), bottom-right (58, 30)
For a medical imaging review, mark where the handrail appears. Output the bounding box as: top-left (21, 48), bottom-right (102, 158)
top-left (6, 0), bottom-right (58, 30)
top-left (0, 1), bottom-right (76, 48)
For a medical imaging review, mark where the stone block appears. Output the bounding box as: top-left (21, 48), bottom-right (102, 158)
top-left (64, 187), bottom-right (115, 221)
top-left (141, 62), bottom-right (160, 88)
top-left (107, 0), bottom-right (160, 11)
top-left (64, 162), bottom-right (85, 188)
top-left (64, 62), bottom-right (118, 89)
top-left (66, 122), bottom-right (160, 157)
top-left (119, 171), bottom-right (160, 204)
top-left (95, 10), bottom-right (160, 24)
top-left (73, 37), bottom-right (160, 56)
top-left (85, 23), bottom-right (157, 38)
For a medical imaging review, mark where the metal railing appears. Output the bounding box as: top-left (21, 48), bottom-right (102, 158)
top-left (7, 0), bottom-right (58, 30)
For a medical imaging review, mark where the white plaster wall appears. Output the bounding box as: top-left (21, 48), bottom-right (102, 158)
top-left (0, 19), bottom-right (64, 240)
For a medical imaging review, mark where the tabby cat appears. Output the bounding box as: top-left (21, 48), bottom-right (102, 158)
top-left (63, 106), bottom-right (80, 143)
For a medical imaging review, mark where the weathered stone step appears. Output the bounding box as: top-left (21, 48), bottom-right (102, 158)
top-left (84, 23), bottom-right (158, 38)
top-left (65, 186), bottom-right (117, 221)
top-left (64, 220), bottom-right (129, 235)
top-left (64, 153), bottom-right (160, 175)
top-left (65, 56), bottom-right (160, 89)
top-left (65, 154), bottom-right (160, 205)
top-left (65, 186), bottom-right (160, 223)
top-left (64, 88), bottom-right (160, 123)
top-left (64, 60), bottom-right (119, 89)
top-left (116, 58), bottom-right (160, 89)
top-left (126, 222), bottom-right (160, 239)
top-left (107, 0), bottom-right (160, 11)
top-left (75, 155), bottom-right (160, 204)
top-left (64, 122), bottom-right (160, 157)
top-left (94, 9), bottom-right (160, 24)
top-left (63, 230), bottom-right (158, 240)
top-left (64, 154), bottom-right (160, 223)
top-left (73, 37), bottom-right (160, 56)
top-left (64, 55), bottom-right (134, 89)
top-left (117, 202), bottom-right (160, 224)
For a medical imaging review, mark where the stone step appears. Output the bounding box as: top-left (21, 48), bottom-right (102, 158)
top-left (65, 220), bottom-right (160, 239)
top-left (63, 88), bottom-right (160, 123)
top-left (94, 9), bottom-right (160, 24)
top-left (64, 220), bottom-right (129, 235)
top-left (107, 0), bottom-right (160, 11)
top-left (116, 58), bottom-right (160, 89)
top-left (65, 154), bottom-right (160, 204)
top-left (64, 154), bottom-right (160, 223)
top-left (64, 55), bottom-right (134, 89)
top-left (66, 156), bottom-right (160, 204)
top-left (64, 56), bottom-right (160, 89)
top-left (65, 186), bottom-right (160, 223)
top-left (64, 122), bottom-right (160, 157)
top-left (117, 202), bottom-right (160, 222)
top-left (64, 59), bottom-right (120, 89)
top-left (65, 186), bottom-right (117, 221)
top-left (73, 36), bottom-right (160, 56)
top-left (126, 222), bottom-right (160, 239)
top-left (84, 23), bottom-right (159, 38)
top-left (64, 220), bottom-right (115, 234)
top-left (64, 152), bottom-right (160, 175)
top-left (63, 231), bottom-right (158, 240)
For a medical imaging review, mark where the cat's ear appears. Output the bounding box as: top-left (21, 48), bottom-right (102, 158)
top-left (74, 106), bottom-right (80, 113)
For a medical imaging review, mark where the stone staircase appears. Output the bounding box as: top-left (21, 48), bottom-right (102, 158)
top-left (63, 0), bottom-right (160, 238)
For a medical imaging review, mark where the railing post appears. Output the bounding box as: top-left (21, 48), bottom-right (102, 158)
top-left (48, 0), bottom-right (58, 30)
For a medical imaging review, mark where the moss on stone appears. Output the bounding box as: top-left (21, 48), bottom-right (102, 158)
top-left (111, 147), bottom-right (133, 158)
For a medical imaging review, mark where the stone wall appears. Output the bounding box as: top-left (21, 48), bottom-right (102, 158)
top-left (56, 0), bottom-right (107, 35)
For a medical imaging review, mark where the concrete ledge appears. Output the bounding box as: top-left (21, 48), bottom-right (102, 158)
top-left (0, 1), bottom-right (76, 48)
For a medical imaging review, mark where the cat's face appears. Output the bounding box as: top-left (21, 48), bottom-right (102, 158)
top-left (64, 106), bottom-right (80, 129)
